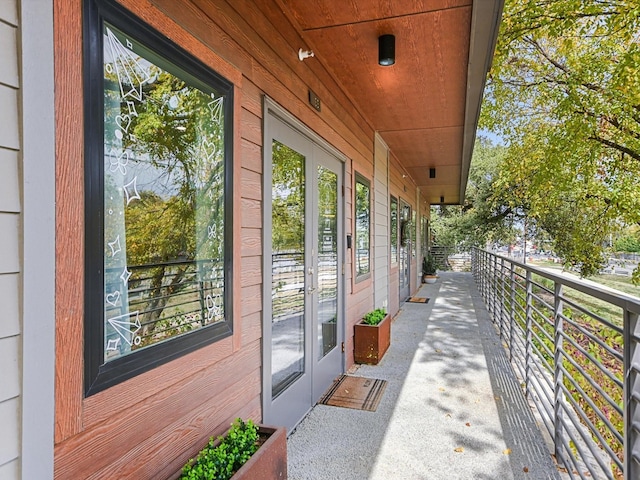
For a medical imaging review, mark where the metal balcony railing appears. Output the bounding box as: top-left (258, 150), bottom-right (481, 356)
top-left (472, 248), bottom-right (640, 480)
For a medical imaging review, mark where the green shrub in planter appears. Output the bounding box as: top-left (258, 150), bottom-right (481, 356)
top-left (362, 308), bottom-right (387, 325)
top-left (180, 418), bottom-right (259, 480)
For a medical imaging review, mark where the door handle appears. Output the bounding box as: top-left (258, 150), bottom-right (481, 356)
top-left (307, 286), bottom-right (317, 294)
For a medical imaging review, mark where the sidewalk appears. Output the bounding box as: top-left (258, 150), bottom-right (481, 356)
top-left (287, 272), bottom-right (561, 480)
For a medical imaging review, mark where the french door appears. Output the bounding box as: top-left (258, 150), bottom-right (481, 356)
top-left (399, 200), bottom-right (411, 302)
top-left (263, 106), bottom-right (344, 431)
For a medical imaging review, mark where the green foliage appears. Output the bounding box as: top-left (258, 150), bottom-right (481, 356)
top-left (180, 418), bottom-right (259, 480)
top-left (505, 271), bottom-right (624, 477)
top-left (272, 141), bottom-right (305, 253)
top-left (480, 1), bottom-right (640, 280)
top-left (362, 308), bottom-right (387, 325)
top-left (422, 254), bottom-right (437, 275)
top-left (430, 136), bottom-right (519, 249)
top-left (614, 235), bottom-right (640, 253)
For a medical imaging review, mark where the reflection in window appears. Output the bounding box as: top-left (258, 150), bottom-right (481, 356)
top-left (102, 23), bottom-right (228, 362)
top-left (411, 210), bottom-right (417, 259)
top-left (390, 196), bottom-right (398, 264)
top-left (355, 173), bottom-right (370, 278)
top-left (318, 166), bottom-right (338, 358)
top-left (270, 140), bottom-right (305, 397)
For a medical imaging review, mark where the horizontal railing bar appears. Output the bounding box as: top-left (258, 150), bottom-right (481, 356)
top-left (560, 314), bottom-right (624, 363)
top-left (556, 408), bottom-right (618, 479)
top-left (529, 320), bottom-right (554, 349)
top-left (530, 294), bottom-right (555, 314)
top-left (529, 303), bottom-right (554, 325)
top-left (485, 251), bottom-right (640, 314)
top-left (529, 340), bottom-right (554, 374)
top-left (559, 295), bottom-right (623, 333)
top-left (557, 425), bottom-right (614, 480)
top-left (558, 331), bottom-right (624, 393)
top-left (558, 364), bottom-right (624, 447)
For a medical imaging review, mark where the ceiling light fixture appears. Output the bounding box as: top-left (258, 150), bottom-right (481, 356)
top-left (378, 34), bottom-right (395, 66)
top-left (298, 48), bottom-right (314, 61)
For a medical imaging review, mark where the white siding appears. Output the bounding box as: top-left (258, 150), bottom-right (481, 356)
top-left (0, 21), bottom-right (19, 87)
top-left (373, 134), bottom-right (389, 310)
top-left (0, 459), bottom-right (19, 479)
top-left (0, 2), bottom-right (20, 478)
top-left (0, 398), bottom-right (19, 472)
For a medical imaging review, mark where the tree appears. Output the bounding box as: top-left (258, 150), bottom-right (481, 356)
top-left (104, 53), bottom-right (227, 347)
top-left (431, 137), bottom-right (519, 249)
top-left (481, 1), bottom-right (640, 277)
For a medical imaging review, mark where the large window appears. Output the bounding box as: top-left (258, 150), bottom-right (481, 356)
top-left (354, 173), bottom-right (371, 279)
top-left (84, 0), bottom-right (234, 395)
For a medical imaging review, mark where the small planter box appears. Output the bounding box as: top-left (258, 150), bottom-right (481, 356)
top-left (233, 425), bottom-right (287, 479)
top-left (175, 424), bottom-right (287, 480)
top-left (354, 314), bottom-right (391, 365)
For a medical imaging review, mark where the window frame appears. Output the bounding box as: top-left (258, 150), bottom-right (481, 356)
top-left (83, 0), bottom-right (235, 396)
top-left (353, 172), bottom-right (371, 282)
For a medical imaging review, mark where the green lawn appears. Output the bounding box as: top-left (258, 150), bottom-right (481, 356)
top-left (527, 261), bottom-right (640, 326)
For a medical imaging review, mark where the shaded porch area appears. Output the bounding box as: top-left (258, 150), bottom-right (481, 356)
top-left (287, 272), bottom-right (561, 479)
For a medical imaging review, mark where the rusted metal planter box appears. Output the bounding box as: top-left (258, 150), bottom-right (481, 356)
top-left (354, 314), bottom-right (391, 365)
top-left (174, 424), bottom-right (287, 479)
top-left (233, 425), bottom-right (287, 479)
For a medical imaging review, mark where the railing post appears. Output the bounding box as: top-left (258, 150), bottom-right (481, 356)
top-left (502, 259), bottom-right (509, 346)
top-left (525, 270), bottom-right (532, 398)
top-left (553, 281), bottom-right (565, 465)
top-left (624, 308), bottom-right (639, 480)
top-left (498, 257), bottom-right (505, 339)
top-left (509, 262), bottom-right (516, 363)
top-left (481, 250), bottom-right (487, 301)
top-left (491, 253), bottom-right (497, 318)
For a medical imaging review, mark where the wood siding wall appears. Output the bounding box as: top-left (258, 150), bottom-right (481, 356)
top-left (0, 1), bottom-right (21, 478)
top-left (52, 0), bottom-right (429, 477)
top-left (52, 0), bottom-right (386, 478)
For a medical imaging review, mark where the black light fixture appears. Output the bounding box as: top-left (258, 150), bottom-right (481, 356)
top-left (378, 34), bottom-right (395, 66)
top-left (440, 196), bottom-right (445, 203)
top-left (429, 167), bottom-right (436, 179)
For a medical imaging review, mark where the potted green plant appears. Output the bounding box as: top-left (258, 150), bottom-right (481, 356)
top-left (354, 308), bottom-right (391, 364)
top-left (422, 254), bottom-right (437, 284)
top-left (178, 418), bottom-right (287, 480)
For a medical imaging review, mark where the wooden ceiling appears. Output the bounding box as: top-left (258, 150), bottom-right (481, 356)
top-left (280, 0), bottom-right (503, 204)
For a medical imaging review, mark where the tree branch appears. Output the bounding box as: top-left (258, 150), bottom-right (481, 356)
top-left (589, 134), bottom-right (640, 161)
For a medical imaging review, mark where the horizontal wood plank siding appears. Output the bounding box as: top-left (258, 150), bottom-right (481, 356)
top-left (0, 21), bottom-right (19, 88)
top-left (0, 398), bottom-right (19, 469)
top-left (0, 2), bottom-right (20, 477)
top-left (0, 459), bottom-right (18, 478)
top-left (52, 0), bottom-right (392, 477)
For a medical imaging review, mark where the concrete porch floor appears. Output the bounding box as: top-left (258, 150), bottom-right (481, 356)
top-left (287, 272), bottom-right (562, 480)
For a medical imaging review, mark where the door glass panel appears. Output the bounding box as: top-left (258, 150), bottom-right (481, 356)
top-left (354, 174), bottom-right (371, 278)
top-left (399, 203), bottom-right (410, 290)
top-left (271, 140), bottom-right (305, 398)
top-left (317, 166), bottom-right (338, 358)
top-left (390, 196), bottom-right (398, 264)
